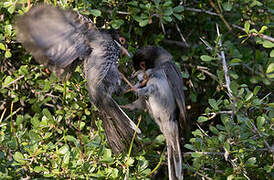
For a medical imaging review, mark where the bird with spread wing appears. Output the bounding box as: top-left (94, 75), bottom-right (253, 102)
top-left (16, 4), bottom-right (140, 154)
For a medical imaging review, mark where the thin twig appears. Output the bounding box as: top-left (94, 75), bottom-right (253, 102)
top-left (216, 24), bottom-right (236, 118)
top-left (149, 146), bottom-right (167, 176)
top-left (184, 7), bottom-right (218, 16)
top-left (2, 75), bottom-right (24, 89)
top-left (232, 24), bottom-right (274, 43)
top-left (208, 0), bottom-right (232, 31)
top-left (203, 111), bottom-right (233, 120)
top-left (196, 123), bottom-right (209, 137)
top-left (78, 114), bottom-right (85, 161)
top-left (200, 37), bottom-right (213, 51)
top-left (248, 119), bottom-right (273, 152)
top-left (174, 22), bottom-right (189, 47)
top-left (124, 115), bottom-right (142, 180)
top-left (4, 107), bottom-right (22, 122)
top-left (163, 39), bottom-right (189, 48)
top-left (183, 151), bottom-right (224, 157)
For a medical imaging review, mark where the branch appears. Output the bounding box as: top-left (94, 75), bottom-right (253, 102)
top-left (208, 0), bottom-right (232, 31)
top-left (2, 75), bottom-right (24, 89)
top-left (232, 24), bottom-right (274, 43)
top-left (216, 24), bottom-right (236, 118)
top-left (174, 22), bottom-right (190, 47)
top-left (162, 39), bottom-right (189, 48)
top-left (184, 7), bottom-right (218, 16)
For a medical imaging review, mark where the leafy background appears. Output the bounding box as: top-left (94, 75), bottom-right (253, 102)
top-left (0, 0), bottom-right (273, 179)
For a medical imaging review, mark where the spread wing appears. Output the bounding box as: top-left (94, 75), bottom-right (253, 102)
top-left (161, 61), bottom-right (188, 135)
top-left (15, 4), bottom-right (98, 80)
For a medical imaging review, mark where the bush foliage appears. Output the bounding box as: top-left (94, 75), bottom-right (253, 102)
top-left (0, 0), bottom-right (273, 179)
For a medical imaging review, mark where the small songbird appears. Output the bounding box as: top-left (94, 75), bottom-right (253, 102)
top-left (15, 4), bottom-right (139, 154)
top-left (125, 46), bottom-right (187, 179)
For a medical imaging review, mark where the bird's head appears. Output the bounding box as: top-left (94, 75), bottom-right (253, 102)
top-left (101, 29), bottom-right (130, 57)
top-left (132, 46), bottom-right (171, 71)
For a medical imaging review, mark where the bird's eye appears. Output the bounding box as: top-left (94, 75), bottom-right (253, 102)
top-left (119, 37), bottom-right (126, 45)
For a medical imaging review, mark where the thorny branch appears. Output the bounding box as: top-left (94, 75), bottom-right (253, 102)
top-left (216, 24), bottom-right (236, 118)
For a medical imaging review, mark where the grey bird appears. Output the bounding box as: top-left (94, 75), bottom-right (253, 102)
top-left (15, 4), bottom-right (139, 154)
top-left (124, 46), bottom-right (187, 179)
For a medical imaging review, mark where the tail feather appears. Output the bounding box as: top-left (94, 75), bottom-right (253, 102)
top-left (163, 121), bottom-right (183, 180)
top-left (96, 93), bottom-right (140, 154)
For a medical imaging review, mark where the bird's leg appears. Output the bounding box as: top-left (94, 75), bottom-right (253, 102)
top-left (139, 71), bottom-right (149, 87)
top-left (121, 97), bottom-right (146, 111)
top-left (120, 72), bottom-right (138, 92)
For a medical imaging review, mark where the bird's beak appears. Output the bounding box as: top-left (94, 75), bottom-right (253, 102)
top-left (114, 40), bottom-right (131, 57)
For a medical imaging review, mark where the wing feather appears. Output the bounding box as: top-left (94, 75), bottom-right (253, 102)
top-left (15, 4), bottom-right (97, 80)
top-left (161, 61), bottom-right (188, 134)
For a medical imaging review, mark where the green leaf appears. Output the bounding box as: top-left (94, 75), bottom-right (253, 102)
top-left (208, 99), bottom-right (218, 110)
top-left (259, 26), bottom-right (268, 33)
top-left (5, 50), bottom-right (12, 58)
top-left (5, 25), bottom-right (12, 36)
top-left (13, 152), bottom-right (25, 163)
top-left (139, 19), bottom-right (149, 27)
top-left (209, 126), bottom-right (219, 135)
top-left (250, 0), bottom-right (262, 7)
top-left (184, 144), bottom-right (195, 151)
top-left (266, 63), bottom-right (274, 78)
top-left (63, 151), bottom-right (70, 165)
top-left (154, 134), bottom-right (165, 145)
top-left (262, 40), bottom-right (274, 48)
top-left (244, 22), bottom-right (250, 33)
top-left (197, 116), bottom-right (209, 123)
top-left (89, 9), bottom-right (101, 17)
top-left (270, 50), bottom-right (274, 57)
top-left (256, 116), bottom-right (265, 129)
top-left (224, 142), bottom-right (230, 152)
top-left (59, 145), bottom-right (69, 155)
top-left (163, 8), bottom-right (173, 16)
top-left (0, 43), bottom-right (5, 50)
top-left (173, 6), bottom-right (184, 13)
top-left (200, 55), bottom-right (213, 62)
top-left (223, 2), bottom-right (232, 11)
top-left (100, 148), bottom-right (113, 163)
top-left (245, 157), bottom-right (257, 167)
top-left (163, 16), bottom-right (172, 22)
top-left (245, 91), bottom-right (253, 101)
top-left (191, 152), bottom-right (202, 158)
top-left (253, 86), bottom-right (261, 95)
top-left (111, 19), bottom-right (124, 29)
top-left (42, 108), bottom-right (53, 121)
top-left (3, 76), bottom-right (14, 87)
top-left (173, 13), bottom-right (182, 20)
top-left (230, 58), bottom-right (242, 64)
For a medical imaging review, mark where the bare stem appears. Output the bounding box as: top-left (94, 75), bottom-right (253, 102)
top-left (216, 24), bottom-right (236, 118)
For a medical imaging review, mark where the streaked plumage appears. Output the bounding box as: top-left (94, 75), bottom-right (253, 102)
top-left (16, 4), bottom-right (139, 154)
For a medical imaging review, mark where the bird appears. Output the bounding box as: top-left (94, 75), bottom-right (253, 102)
top-left (124, 46), bottom-right (187, 180)
top-left (15, 4), bottom-right (140, 154)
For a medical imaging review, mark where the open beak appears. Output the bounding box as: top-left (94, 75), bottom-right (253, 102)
top-left (114, 40), bottom-right (131, 57)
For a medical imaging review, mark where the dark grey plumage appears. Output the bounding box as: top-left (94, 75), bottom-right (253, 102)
top-left (128, 46), bottom-right (187, 180)
top-left (15, 5), bottom-right (139, 154)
